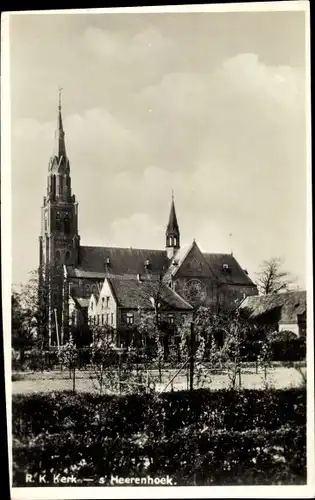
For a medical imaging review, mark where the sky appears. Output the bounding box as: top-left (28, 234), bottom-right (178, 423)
top-left (9, 7), bottom-right (308, 288)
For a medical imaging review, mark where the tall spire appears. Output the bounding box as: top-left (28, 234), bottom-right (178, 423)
top-left (54, 87), bottom-right (66, 158)
top-left (166, 191), bottom-right (180, 258)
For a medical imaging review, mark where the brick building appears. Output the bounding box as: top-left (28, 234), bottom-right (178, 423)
top-left (39, 95), bottom-right (258, 346)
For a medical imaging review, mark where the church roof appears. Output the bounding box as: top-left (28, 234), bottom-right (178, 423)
top-left (76, 246), bottom-right (169, 276)
top-left (109, 277), bottom-right (193, 310)
top-left (203, 253), bottom-right (255, 286)
top-left (66, 244), bottom-right (255, 288)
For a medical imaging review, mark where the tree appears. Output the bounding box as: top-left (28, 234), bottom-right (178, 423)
top-left (11, 291), bottom-right (37, 366)
top-left (57, 333), bottom-right (78, 392)
top-left (90, 327), bottom-right (116, 395)
top-left (255, 257), bottom-right (295, 295)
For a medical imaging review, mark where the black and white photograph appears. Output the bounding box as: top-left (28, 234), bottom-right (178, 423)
top-left (2, 2), bottom-right (313, 498)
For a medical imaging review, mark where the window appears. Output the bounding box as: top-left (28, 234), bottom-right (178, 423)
top-left (174, 236), bottom-right (177, 246)
top-left (167, 314), bottom-right (174, 325)
top-left (64, 211), bottom-right (70, 234)
top-left (106, 296), bottom-right (110, 307)
top-left (106, 313), bottom-right (109, 324)
top-left (59, 176), bottom-right (63, 195)
top-left (85, 284), bottom-right (90, 294)
top-left (44, 213), bottom-right (48, 232)
top-left (91, 301), bottom-right (94, 311)
top-left (55, 250), bottom-right (61, 263)
top-left (126, 312), bottom-right (134, 325)
top-left (56, 212), bottom-right (61, 230)
top-left (65, 250), bottom-right (71, 263)
top-left (97, 314), bottom-right (100, 325)
top-left (111, 313), bottom-right (114, 325)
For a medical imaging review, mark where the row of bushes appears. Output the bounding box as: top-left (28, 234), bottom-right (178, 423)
top-left (12, 333), bottom-right (306, 372)
top-left (12, 388), bottom-right (306, 486)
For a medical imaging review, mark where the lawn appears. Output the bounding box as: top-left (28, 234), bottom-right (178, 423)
top-left (12, 365), bottom-right (306, 394)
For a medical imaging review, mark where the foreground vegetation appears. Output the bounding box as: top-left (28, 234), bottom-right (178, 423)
top-left (12, 387), bottom-right (306, 486)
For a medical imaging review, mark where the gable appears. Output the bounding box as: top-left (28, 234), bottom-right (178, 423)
top-left (173, 241), bottom-right (216, 279)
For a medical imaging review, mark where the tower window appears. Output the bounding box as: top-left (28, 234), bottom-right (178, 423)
top-left (64, 212), bottom-right (70, 234)
top-left (65, 250), bottom-right (71, 263)
top-left (174, 237), bottom-right (177, 246)
top-left (56, 212), bottom-right (61, 230)
top-left (59, 176), bottom-right (63, 195)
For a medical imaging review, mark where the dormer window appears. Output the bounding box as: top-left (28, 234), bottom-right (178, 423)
top-left (105, 257), bottom-right (110, 265)
top-left (172, 259), bottom-right (178, 266)
top-left (223, 264), bottom-right (229, 271)
top-left (144, 259), bottom-right (150, 267)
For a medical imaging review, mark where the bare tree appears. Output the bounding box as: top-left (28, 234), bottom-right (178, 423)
top-left (255, 257), bottom-right (295, 295)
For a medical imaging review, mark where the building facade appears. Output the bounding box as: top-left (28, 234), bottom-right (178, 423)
top-left (39, 96), bottom-right (258, 347)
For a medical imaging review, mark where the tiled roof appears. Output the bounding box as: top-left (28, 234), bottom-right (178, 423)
top-left (203, 253), bottom-right (256, 286)
top-left (77, 246), bottom-right (169, 276)
top-left (239, 290), bottom-right (306, 321)
top-left (66, 244), bottom-right (255, 288)
top-left (109, 277), bottom-right (193, 311)
top-left (71, 296), bottom-right (89, 308)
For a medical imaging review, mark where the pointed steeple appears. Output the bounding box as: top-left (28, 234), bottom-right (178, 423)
top-left (166, 191), bottom-right (180, 259)
top-left (54, 87), bottom-right (66, 159)
top-left (167, 190), bottom-right (179, 233)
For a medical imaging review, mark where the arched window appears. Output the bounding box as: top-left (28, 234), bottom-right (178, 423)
top-left (55, 250), bottom-right (61, 263)
top-left (59, 176), bottom-right (63, 196)
top-left (56, 212), bottom-right (61, 230)
top-left (85, 284), bottom-right (90, 294)
top-left (64, 211), bottom-right (70, 234)
top-left (52, 175), bottom-right (56, 197)
top-left (174, 236), bottom-right (177, 246)
top-left (65, 250), bottom-right (71, 263)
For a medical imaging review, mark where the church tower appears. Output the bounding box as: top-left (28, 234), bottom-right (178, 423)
top-left (165, 192), bottom-right (180, 260)
top-left (39, 90), bottom-right (80, 346)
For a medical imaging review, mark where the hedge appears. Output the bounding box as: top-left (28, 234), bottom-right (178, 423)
top-left (12, 388), bottom-right (306, 486)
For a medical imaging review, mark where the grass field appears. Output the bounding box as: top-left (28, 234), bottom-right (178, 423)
top-left (12, 365), bottom-right (306, 394)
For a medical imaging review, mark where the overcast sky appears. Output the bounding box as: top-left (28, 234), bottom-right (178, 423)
top-left (9, 7), bottom-right (308, 288)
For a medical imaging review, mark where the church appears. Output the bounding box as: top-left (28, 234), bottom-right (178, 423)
top-left (39, 95), bottom-right (258, 347)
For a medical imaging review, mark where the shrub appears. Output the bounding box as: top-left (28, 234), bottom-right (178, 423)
top-left (267, 331), bottom-right (306, 361)
top-left (12, 388), bottom-right (306, 486)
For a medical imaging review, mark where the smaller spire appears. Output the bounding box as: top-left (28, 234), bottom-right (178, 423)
top-left (166, 191), bottom-right (180, 257)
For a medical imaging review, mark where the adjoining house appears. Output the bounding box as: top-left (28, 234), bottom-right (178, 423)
top-left (83, 275), bottom-right (194, 347)
top-left (239, 291), bottom-right (307, 337)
